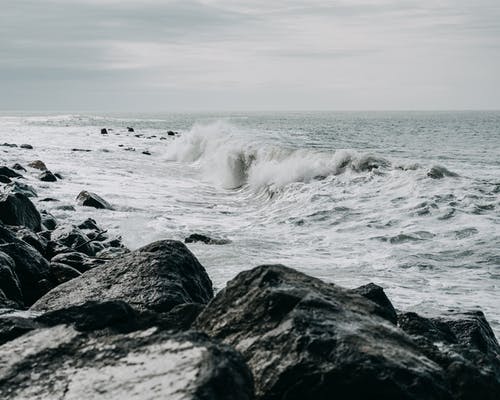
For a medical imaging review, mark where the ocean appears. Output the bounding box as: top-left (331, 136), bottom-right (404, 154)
top-left (1, 111), bottom-right (499, 335)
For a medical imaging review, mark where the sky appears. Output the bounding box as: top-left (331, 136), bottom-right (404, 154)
top-left (1, 0), bottom-right (499, 111)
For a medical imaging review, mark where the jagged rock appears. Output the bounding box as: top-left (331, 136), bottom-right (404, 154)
top-left (20, 144), bottom-right (33, 149)
top-left (0, 225), bottom-right (52, 306)
top-left (398, 311), bottom-right (500, 399)
top-left (76, 190), bottom-right (113, 210)
top-left (195, 264), bottom-right (463, 400)
top-left (4, 181), bottom-right (37, 198)
top-left (0, 166), bottom-right (22, 179)
top-left (32, 240), bottom-right (214, 313)
top-left (0, 192), bottom-right (41, 231)
top-left (38, 170), bottom-right (57, 182)
top-left (50, 225), bottom-right (94, 256)
top-left (11, 164), bottom-right (26, 172)
top-left (27, 160), bottom-right (47, 171)
top-left (185, 233), bottom-right (231, 245)
top-left (351, 282), bottom-right (398, 324)
top-left (50, 252), bottom-right (104, 273)
top-left (0, 325), bottom-right (254, 400)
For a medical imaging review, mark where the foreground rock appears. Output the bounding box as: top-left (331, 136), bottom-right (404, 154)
top-left (32, 240), bottom-right (214, 313)
top-left (0, 193), bottom-right (41, 232)
top-left (194, 264), bottom-right (499, 400)
top-left (76, 190), bottom-right (113, 209)
top-left (0, 325), bottom-right (253, 400)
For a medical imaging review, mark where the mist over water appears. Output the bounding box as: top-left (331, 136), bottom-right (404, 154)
top-left (1, 111), bottom-right (499, 335)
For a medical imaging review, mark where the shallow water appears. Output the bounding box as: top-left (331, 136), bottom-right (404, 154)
top-left (1, 111), bottom-right (499, 335)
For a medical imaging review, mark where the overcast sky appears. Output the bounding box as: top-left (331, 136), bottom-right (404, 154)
top-left (1, 0), bottom-right (499, 111)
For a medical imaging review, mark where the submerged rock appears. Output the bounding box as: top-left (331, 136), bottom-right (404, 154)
top-left (427, 166), bottom-right (459, 179)
top-left (0, 325), bottom-right (253, 400)
top-left (76, 190), bottom-right (113, 210)
top-left (0, 192), bottom-right (41, 231)
top-left (32, 240), bottom-right (214, 313)
top-left (185, 233), bottom-right (231, 245)
top-left (101, 128), bottom-right (108, 134)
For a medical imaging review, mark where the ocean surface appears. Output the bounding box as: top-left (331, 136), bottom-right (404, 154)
top-left (1, 111), bottom-right (499, 335)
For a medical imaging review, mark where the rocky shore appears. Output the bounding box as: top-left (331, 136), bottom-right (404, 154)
top-left (0, 159), bottom-right (499, 399)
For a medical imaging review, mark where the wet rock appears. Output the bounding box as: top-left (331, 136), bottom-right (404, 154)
top-left (95, 246), bottom-right (130, 259)
top-left (38, 170), bottom-right (58, 182)
top-left (4, 181), bottom-right (37, 198)
top-left (27, 160), bottom-right (47, 171)
top-left (39, 197), bottom-right (59, 202)
top-left (40, 210), bottom-right (58, 231)
top-left (0, 192), bottom-right (41, 231)
top-left (0, 224), bottom-right (52, 306)
top-left (0, 143), bottom-right (17, 148)
top-left (398, 310), bottom-right (500, 400)
top-left (351, 282), bottom-right (398, 324)
top-left (0, 166), bottom-right (22, 179)
top-left (185, 233), bottom-right (231, 245)
top-left (0, 290), bottom-right (23, 310)
top-left (54, 172), bottom-right (63, 179)
top-left (50, 262), bottom-right (81, 285)
top-left (167, 130), bottom-right (176, 136)
top-left (55, 204), bottom-right (76, 211)
top-left (127, 127), bottom-right (135, 132)
top-left (32, 240), bottom-right (214, 313)
top-left (51, 252), bottom-right (104, 273)
top-left (20, 144), bottom-right (33, 149)
top-left (77, 217), bottom-right (101, 231)
top-left (427, 166), bottom-right (459, 179)
top-left (101, 128), bottom-right (108, 134)
top-left (50, 225), bottom-right (94, 256)
top-left (71, 148), bottom-right (92, 152)
top-left (0, 176), bottom-right (11, 184)
top-left (14, 227), bottom-right (48, 256)
top-left (0, 325), bottom-right (254, 400)
top-left (76, 190), bottom-right (113, 210)
top-left (11, 163), bottom-right (26, 172)
top-left (142, 150), bottom-right (151, 155)
top-left (0, 309), bottom-right (40, 345)
top-left (0, 252), bottom-right (23, 306)
top-left (194, 264), bottom-right (453, 400)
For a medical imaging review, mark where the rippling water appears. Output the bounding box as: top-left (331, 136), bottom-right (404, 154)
top-left (1, 111), bottom-right (499, 335)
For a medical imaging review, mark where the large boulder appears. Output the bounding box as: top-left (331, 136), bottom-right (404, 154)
top-left (32, 240), bottom-right (214, 313)
top-left (0, 325), bottom-right (254, 400)
top-left (76, 190), bottom-right (113, 210)
top-left (194, 264), bottom-right (494, 400)
top-left (0, 192), bottom-right (41, 231)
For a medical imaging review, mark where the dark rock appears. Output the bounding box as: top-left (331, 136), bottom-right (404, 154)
top-left (38, 170), bottom-right (58, 182)
top-left (167, 130), bottom-right (176, 136)
top-left (32, 240), bottom-right (214, 313)
top-left (142, 150), bottom-right (151, 155)
top-left (0, 309), bottom-right (40, 345)
top-left (351, 282), bottom-right (398, 324)
top-left (77, 217), bottom-right (101, 231)
top-left (76, 190), bottom-right (113, 210)
top-left (124, 147), bottom-right (135, 151)
top-left (11, 163), bottom-right (26, 172)
top-left (0, 325), bottom-right (254, 400)
top-left (101, 128), bottom-right (108, 134)
top-left (54, 173), bottom-right (63, 179)
top-left (95, 247), bottom-right (130, 259)
top-left (0, 192), bottom-right (41, 231)
top-left (0, 290), bottom-right (23, 309)
top-left (0, 224), bottom-right (52, 306)
top-left (20, 144), bottom-right (33, 149)
top-left (127, 127), bottom-right (135, 132)
top-left (50, 262), bottom-right (81, 285)
top-left (160, 136), bottom-right (167, 140)
top-left (14, 227), bottom-right (48, 256)
top-left (27, 160), bottom-right (47, 171)
top-left (0, 166), bottom-right (22, 178)
top-left (50, 225), bottom-right (94, 256)
top-left (398, 311), bottom-right (500, 399)
top-left (0, 143), bottom-right (17, 148)
top-left (39, 197), bottom-right (59, 202)
top-left (0, 176), bottom-right (11, 184)
top-left (185, 233), bottom-right (231, 245)
top-left (40, 210), bottom-right (58, 231)
top-left (55, 204), bottom-right (76, 211)
top-left (4, 181), bottom-right (37, 198)
top-left (0, 252), bottom-right (23, 306)
top-left (194, 265), bottom-right (454, 400)
top-left (71, 148), bottom-right (92, 152)
top-left (427, 166), bottom-right (459, 179)
top-left (50, 252), bottom-right (104, 273)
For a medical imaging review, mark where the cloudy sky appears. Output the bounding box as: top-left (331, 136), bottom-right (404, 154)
top-left (1, 0), bottom-right (499, 111)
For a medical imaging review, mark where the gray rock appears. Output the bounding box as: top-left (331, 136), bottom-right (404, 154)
top-left (185, 233), bottom-right (231, 245)
top-left (351, 282), bottom-right (398, 324)
top-left (32, 240), bottom-right (214, 313)
top-left (4, 181), bottom-right (37, 198)
top-left (0, 192), bottom-right (41, 231)
top-left (11, 164), bottom-right (26, 172)
top-left (38, 170), bottom-right (57, 182)
top-left (0, 176), bottom-right (11, 184)
top-left (427, 165), bottom-right (459, 179)
top-left (50, 225), bottom-right (94, 256)
top-left (27, 160), bottom-right (47, 171)
top-left (50, 252), bottom-right (104, 273)
top-left (50, 262), bottom-right (82, 285)
top-left (76, 190), bottom-right (113, 210)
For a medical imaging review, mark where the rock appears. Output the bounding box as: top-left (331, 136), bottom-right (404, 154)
top-left (76, 190), bottom-right (113, 210)
top-left (32, 240), bottom-right (214, 313)
top-left (0, 325), bottom-right (254, 400)
top-left (351, 282), bottom-right (398, 324)
top-left (0, 176), bottom-right (11, 184)
top-left (39, 197), bottom-right (59, 202)
top-left (127, 127), bottom-right (135, 132)
top-left (0, 224), bottom-right (52, 306)
top-left (50, 262), bottom-right (82, 285)
top-left (11, 163), bottom-right (26, 172)
top-left (20, 144), bottom-right (33, 149)
top-left (0, 252), bottom-right (23, 306)
top-left (27, 160), bottom-right (47, 171)
top-left (0, 166), bottom-right (22, 178)
top-left (40, 210), bottom-right (57, 231)
top-left (71, 148), bottom-right (92, 152)
top-left (95, 247), bottom-right (130, 259)
top-left (142, 150), bottom-right (151, 155)
top-left (50, 225), bottom-right (94, 256)
top-left (427, 166), bottom-right (459, 179)
top-left (77, 217), bottom-right (101, 231)
top-left (185, 233), bottom-right (231, 245)
top-left (0, 143), bottom-right (17, 148)
top-left (194, 265), bottom-right (455, 400)
top-left (56, 204), bottom-right (76, 211)
top-left (50, 252), bottom-right (104, 273)
top-left (38, 170), bottom-right (58, 182)
top-left (0, 192), bottom-right (41, 231)
top-left (167, 130), bottom-right (176, 136)
top-left (14, 227), bottom-right (48, 256)
top-left (101, 128), bottom-right (108, 134)
top-left (398, 310), bottom-right (500, 399)
top-left (0, 290), bottom-right (23, 309)
top-left (0, 309), bottom-right (40, 345)
top-left (4, 181), bottom-right (37, 198)
top-left (54, 173), bottom-right (63, 179)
